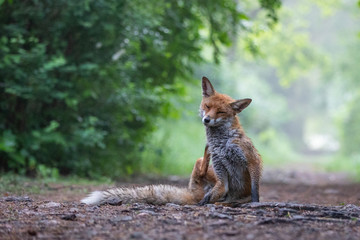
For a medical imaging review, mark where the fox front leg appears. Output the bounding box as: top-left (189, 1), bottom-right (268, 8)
top-left (198, 167), bottom-right (228, 205)
top-left (198, 191), bottom-right (211, 206)
top-left (198, 180), bottom-right (227, 205)
top-left (251, 180), bottom-right (259, 202)
top-left (249, 162), bottom-right (261, 202)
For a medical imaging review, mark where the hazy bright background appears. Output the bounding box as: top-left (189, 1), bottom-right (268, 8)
top-left (141, 0), bottom-right (360, 178)
top-left (1, 0), bottom-right (359, 180)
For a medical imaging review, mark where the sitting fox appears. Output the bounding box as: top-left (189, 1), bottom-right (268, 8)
top-left (81, 77), bottom-right (261, 206)
top-left (198, 76), bottom-right (262, 205)
top-left (81, 148), bottom-right (216, 205)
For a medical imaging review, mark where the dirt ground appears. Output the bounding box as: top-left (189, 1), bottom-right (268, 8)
top-left (1, 168), bottom-right (360, 240)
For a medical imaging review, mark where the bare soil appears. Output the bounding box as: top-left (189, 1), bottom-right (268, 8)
top-left (1, 169), bottom-right (360, 240)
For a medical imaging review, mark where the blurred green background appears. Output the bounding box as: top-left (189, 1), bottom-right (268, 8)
top-left (1, 0), bottom-right (359, 181)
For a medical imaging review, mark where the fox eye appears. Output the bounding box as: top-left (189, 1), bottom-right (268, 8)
top-left (205, 104), bottom-right (210, 109)
top-left (217, 111), bottom-right (226, 114)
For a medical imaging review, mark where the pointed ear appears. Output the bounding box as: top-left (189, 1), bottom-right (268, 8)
top-left (202, 76), bottom-right (215, 97)
top-left (230, 98), bottom-right (252, 113)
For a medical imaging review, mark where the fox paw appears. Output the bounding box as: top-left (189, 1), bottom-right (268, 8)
top-left (198, 194), bottom-right (211, 206)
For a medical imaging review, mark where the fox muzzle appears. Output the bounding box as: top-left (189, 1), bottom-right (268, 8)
top-left (203, 116), bottom-right (211, 124)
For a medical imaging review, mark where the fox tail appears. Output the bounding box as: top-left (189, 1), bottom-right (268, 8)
top-left (81, 185), bottom-right (196, 206)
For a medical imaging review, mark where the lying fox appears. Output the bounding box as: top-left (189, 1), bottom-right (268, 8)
top-left (81, 148), bottom-right (217, 205)
top-left (198, 76), bottom-right (262, 205)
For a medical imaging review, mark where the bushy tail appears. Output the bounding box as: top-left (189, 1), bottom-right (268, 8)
top-left (81, 185), bottom-right (196, 206)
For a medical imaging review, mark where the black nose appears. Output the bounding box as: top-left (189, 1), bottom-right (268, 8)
top-left (204, 117), bottom-right (210, 123)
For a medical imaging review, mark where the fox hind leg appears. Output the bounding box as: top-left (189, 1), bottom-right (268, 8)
top-left (199, 144), bottom-right (210, 177)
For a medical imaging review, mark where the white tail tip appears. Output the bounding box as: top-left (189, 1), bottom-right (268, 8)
top-left (81, 191), bottom-right (104, 205)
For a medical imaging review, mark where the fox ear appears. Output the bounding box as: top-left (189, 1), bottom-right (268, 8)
top-left (202, 76), bottom-right (215, 97)
top-left (230, 98), bottom-right (252, 113)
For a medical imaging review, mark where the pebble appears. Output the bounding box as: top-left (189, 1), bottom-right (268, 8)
top-left (39, 202), bottom-right (61, 208)
top-left (119, 216), bottom-right (133, 221)
top-left (208, 212), bottom-right (233, 220)
top-left (61, 214), bottom-right (77, 221)
top-left (86, 206), bottom-right (99, 212)
top-left (4, 196), bottom-right (33, 202)
top-left (137, 212), bottom-right (150, 217)
top-left (69, 207), bottom-right (79, 213)
top-left (138, 210), bottom-right (157, 216)
top-left (246, 233), bottom-right (255, 239)
top-left (130, 232), bottom-right (150, 239)
top-left (165, 203), bottom-right (180, 208)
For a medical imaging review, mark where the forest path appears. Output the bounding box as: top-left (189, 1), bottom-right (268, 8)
top-left (1, 168), bottom-right (359, 240)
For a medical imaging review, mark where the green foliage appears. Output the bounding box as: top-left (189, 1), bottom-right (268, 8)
top-left (259, 0), bottom-right (282, 22)
top-left (0, 0), bottom-right (280, 178)
top-left (327, 7), bottom-right (360, 175)
top-left (140, 118), bottom-right (205, 176)
top-left (340, 94), bottom-right (360, 155)
top-left (168, 0), bottom-right (359, 176)
top-left (335, 42), bottom-right (360, 171)
top-left (327, 154), bottom-right (360, 181)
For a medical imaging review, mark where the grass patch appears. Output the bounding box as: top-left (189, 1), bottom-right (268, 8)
top-left (325, 154), bottom-right (360, 181)
top-left (0, 173), bottom-right (112, 196)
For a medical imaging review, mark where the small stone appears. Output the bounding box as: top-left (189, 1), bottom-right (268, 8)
top-left (137, 212), bottom-right (150, 217)
top-left (165, 203), bottom-right (180, 208)
top-left (61, 214), bottom-right (77, 221)
top-left (39, 202), bottom-right (61, 208)
top-left (254, 209), bottom-right (267, 216)
top-left (342, 204), bottom-right (360, 212)
top-left (209, 212), bottom-right (233, 220)
top-left (27, 229), bottom-right (37, 236)
top-left (119, 216), bottom-right (133, 221)
top-left (108, 216), bottom-right (132, 225)
top-left (86, 206), bottom-right (99, 212)
top-left (69, 207), bottom-right (79, 213)
top-left (138, 210), bottom-right (157, 216)
top-left (246, 233), bottom-right (255, 239)
top-left (161, 219), bottom-right (179, 225)
top-left (130, 232), bottom-right (147, 239)
top-left (108, 199), bottom-right (122, 206)
top-left (42, 220), bottom-right (58, 225)
top-left (4, 196), bottom-right (32, 202)
top-left (172, 213), bottom-right (182, 220)
top-left (292, 215), bottom-right (305, 220)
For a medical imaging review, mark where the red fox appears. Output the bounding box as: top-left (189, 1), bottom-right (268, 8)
top-left (198, 76), bottom-right (262, 205)
top-left (81, 149), bottom-right (217, 205)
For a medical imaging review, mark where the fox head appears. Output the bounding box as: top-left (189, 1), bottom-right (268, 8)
top-left (200, 76), bottom-right (252, 127)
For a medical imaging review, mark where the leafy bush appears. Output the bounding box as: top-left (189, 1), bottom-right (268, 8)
top-left (0, 0), bottom-right (280, 178)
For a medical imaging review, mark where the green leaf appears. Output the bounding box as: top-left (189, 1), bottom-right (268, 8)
top-left (44, 121), bottom-right (60, 133)
top-left (42, 56), bottom-right (66, 71)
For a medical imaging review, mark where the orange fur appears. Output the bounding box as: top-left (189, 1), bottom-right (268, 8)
top-left (199, 76), bottom-right (262, 204)
top-left (82, 151), bottom-right (217, 206)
